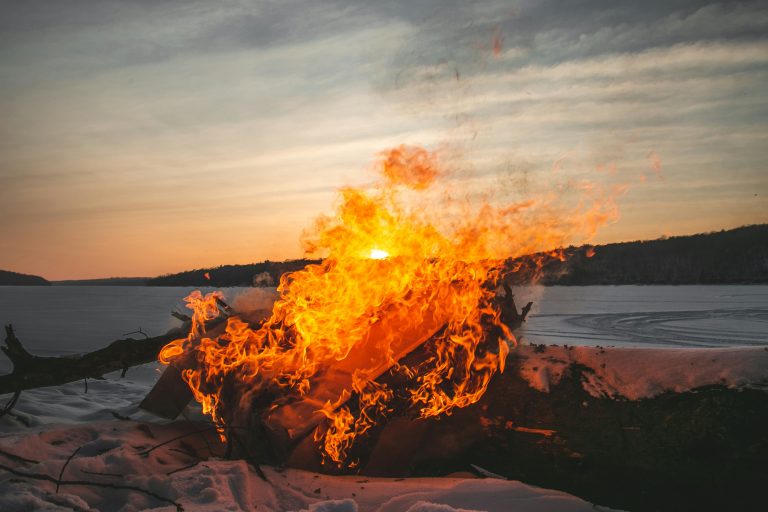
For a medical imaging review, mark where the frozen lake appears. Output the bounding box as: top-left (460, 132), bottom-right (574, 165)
top-left (0, 285), bottom-right (766, 374)
top-left (515, 285), bottom-right (768, 348)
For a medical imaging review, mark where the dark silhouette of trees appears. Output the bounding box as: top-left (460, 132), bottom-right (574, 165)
top-left (146, 259), bottom-right (321, 287)
top-left (507, 224), bottom-right (768, 285)
top-left (145, 225), bottom-right (768, 287)
top-left (0, 270), bottom-right (50, 286)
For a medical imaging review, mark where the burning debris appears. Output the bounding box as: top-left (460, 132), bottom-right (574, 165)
top-left (1, 147), bottom-right (765, 512)
top-left (151, 145), bottom-right (619, 468)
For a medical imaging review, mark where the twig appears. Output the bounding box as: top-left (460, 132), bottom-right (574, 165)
top-left (138, 427), bottom-right (217, 457)
top-left (137, 424), bottom-right (257, 459)
top-left (123, 328), bottom-right (150, 340)
top-left (214, 297), bottom-right (234, 315)
top-left (0, 389), bottom-right (21, 418)
top-left (168, 447), bottom-right (196, 457)
top-left (171, 311), bottom-right (192, 323)
top-left (79, 469), bottom-right (125, 478)
top-left (229, 429), bottom-right (268, 481)
top-left (0, 462), bottom-right (184, 511)
top-left (56, 446), bottom-right (81, 493)
top-left (181, 409), bottom-right (213, 455)
top-left (83, 378), bottom-right (88, 394)
top-left (0, 446), bottom-right (38, 464)
top-left (166, 460), bottom-right (202, 476)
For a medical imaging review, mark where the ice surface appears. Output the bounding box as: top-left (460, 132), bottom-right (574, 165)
top-left (515, 285), bottom-right (768, 347)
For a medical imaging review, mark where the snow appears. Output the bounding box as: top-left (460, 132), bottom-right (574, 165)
top-left (0, 420), bottom-right (620, 512)
top-left (515, 344), bottom-right (768, 399)
top-left (1, 285), bottom-right (766, 510)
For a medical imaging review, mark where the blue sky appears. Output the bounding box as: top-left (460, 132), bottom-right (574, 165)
top-left (1, 0), bottom-right (766, 279)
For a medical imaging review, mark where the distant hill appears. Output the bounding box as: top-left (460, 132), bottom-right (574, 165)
top-left (507, 224), bottom-right (768, 285)
top-left (53, 277), bottom-right (150, 286)
top-left (0, 269), bottom-right (51, 286)
top-left (146, 259), bottom-right (321, 287)
top-left (45, 224), bottom-right (768, 288)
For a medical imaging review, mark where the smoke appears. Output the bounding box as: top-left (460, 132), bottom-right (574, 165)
top-left (229, 287), bottom-right (279, 313)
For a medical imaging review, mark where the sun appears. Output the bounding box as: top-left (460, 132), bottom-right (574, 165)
top-left (368, 248), bottom-right (390, 260)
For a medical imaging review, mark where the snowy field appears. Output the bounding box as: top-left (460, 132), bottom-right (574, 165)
top-left (1, 285), bottom-right (766, 511)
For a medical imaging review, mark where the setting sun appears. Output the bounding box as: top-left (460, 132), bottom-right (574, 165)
top-left (368, 248), bottom-right (390, 260)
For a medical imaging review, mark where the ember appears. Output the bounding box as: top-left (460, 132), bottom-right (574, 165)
top-left (158, 145), bottom-right (619, 467)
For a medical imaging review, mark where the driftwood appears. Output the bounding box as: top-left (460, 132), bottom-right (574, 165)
top-left (0, 302), bottom-right (233, 397)
top-left (0, 324), bottom-right (184, 396)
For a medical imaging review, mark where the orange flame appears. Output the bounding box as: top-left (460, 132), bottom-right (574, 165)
top-left (159, 145), bottom-right (621, 466)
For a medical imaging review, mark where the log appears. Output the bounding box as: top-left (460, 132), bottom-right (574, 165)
top-left (142, 285), bottom-right (532, 431)
top-left (138, 308), bottom-right (273, 418)
top-left (0, 316), bottom-right (227, 396)
top-left (235, 285), bottom-right (533, 463)
top-left (265, 283), bottom-right (532, 443)
top-left (0, 296), bottom-right (238, 398)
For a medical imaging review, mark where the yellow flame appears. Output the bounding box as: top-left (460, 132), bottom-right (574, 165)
top-left (159, 144), bottom-right (622, 467)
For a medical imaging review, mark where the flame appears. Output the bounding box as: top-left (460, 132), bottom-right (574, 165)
top-left (368, 248), bottom-right (390, 260)
top-left (159, 144), bottom-right (621, 466)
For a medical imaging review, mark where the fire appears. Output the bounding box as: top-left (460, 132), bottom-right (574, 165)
top-left (159, 144), bottom-right (620, 467)
top-left (368, 248), bottom-right (390, 260)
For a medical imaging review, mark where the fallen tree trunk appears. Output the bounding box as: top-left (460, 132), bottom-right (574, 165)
top-left (0, 324), bottom-right (183, 396)
top-left (0, 296), bottom-right (246, 398)
top-left (0, 313), bottom-right (231, 396)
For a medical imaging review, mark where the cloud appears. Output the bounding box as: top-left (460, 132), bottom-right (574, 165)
top-left (0, 0), bottom-right (766, 278)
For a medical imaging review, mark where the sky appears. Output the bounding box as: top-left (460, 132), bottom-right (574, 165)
top-left (0, 0), bottom-right (766, 280)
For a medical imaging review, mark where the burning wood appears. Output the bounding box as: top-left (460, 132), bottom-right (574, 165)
top-left (1, 145), bottom-right (617, 469)
top-left (152, 146), bottom-right (606, 467)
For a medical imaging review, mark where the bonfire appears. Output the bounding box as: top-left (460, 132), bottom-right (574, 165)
top-left (148, 145), bottom-right (617, 469)
top-left (1, 147), bottom-right (766, 512)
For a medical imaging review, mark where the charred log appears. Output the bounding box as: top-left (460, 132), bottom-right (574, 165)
top-left (239, 285), bottom-right (534, 464)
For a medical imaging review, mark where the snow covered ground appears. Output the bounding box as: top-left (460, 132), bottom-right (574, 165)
top-left (515, 344), bottom-right (768, 399)
top-left (0, 417), bottom-right (620, 511)
top-left (1, 285), bottom-right (766, 511)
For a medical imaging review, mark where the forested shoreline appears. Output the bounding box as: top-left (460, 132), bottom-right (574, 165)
top-left (4, 225), bottom-right (765, 287)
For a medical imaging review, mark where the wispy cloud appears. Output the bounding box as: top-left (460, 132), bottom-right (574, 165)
top-left (0, 0), bottom-right (766, 278)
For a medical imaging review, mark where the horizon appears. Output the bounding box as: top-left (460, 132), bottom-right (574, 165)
top-left (1, 1), bottom-right (767, 280)
top-left (3, 222), bottom-right (762, 281)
